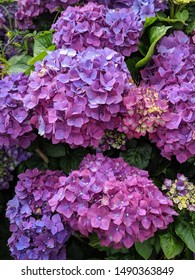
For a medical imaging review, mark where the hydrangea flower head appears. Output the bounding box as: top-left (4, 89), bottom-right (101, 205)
top-left (163, 174), bottom-right (195, 211)
top-left (49, 153), bottom-right (177, 249)
top-left (0, 73), bottom-right (36, 148)
top-left (24, 47), bottom-right (131, 148)
top-left (141, 31), bottom-right (195, 163)
top-left (52, 3), bottom-right (143, 57)
top-left (121, 85), bottom-right (170, 138)
top-left (6, 169), bottom-right (72, 260)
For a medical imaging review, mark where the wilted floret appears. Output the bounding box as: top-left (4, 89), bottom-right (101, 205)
top-left (6, 169), bottom-right (71, 260)
top-left (163, 174), bottom-right (195, 211)
top-left (0, 74), bottom-right (36, 148)
top-left (0, 146), bottom-right (31, 190)
top-left (121, 85), bottom-right (170, 138)
top-left (141, 31), bottom-right (195, 163)
top-left (24, 47), bottom-right (131, 148)
top-left (52, 3), bottom-right (143, 57)
top-left (49, 153), bottom-right (177, 249)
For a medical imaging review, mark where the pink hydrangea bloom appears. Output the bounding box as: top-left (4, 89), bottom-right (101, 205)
top-left (141, 31), bottom-right (195, 163)
top-left (49, 153), bottom-right (177, 249)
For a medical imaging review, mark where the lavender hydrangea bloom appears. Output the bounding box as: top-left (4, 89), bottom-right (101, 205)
top-left (141, 31), bottom-right (195, 163)
top-left (0, 73), bottom-right (36, 148)
top-left (24, 47), bottom-right (131, 148)
top-left (52, 3), bottom-right (143, 57)
top-left (16, 0), bottom-right (79, 29)
top-left (0, 145), bottom-right (31, 190)
top-left (49, 153), bottom-right (177, 249)
top-left (6, 169), bottom-right (72, 260)
top-left (88, 0), bottom-right (168, 20)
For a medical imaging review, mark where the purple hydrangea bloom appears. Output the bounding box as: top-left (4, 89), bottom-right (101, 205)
top-left (49, 153), bottom-right (177, 249)
top-left (52, 3), bottom-right (143, 57)
top-left (0, 145), bottom-right (31, 190)
top-left (16, 0), bottom-right (79, 29)
top-left (121, 85), bottom-right (170, 138)
top-left (87, 0), bottom-right (168, 20)
top-left (6, 169), bottom-right (72, 260)
top-left (141, 31), bottom-right (195, 163)
top-left (0, 73), bottom-right (36, 148)
top-left (24, 47), bottom-right (132, 148)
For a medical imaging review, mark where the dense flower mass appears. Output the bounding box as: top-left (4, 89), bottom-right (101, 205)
top-left (24, 47), bottom-right (131, 148)
top-left (141, 31), bottom-right (195, 163)
top-left (6, 169), bottom-right (71, 260)
top-left (163, 174), bottom-right (195, 211)
top-left (52, 3), bottom-right (143, 57)
top-left (0, 73), bottom-right (36, 148)
top-left (88, 0), bottom-right (168, 19)
top-left (49, 153), bottom-right (177, 249)
top-left (121, 85), bottom-right (170, 139)
top-left (0, 146), bottom-right (31, 190)
top-left (16, 0), bottom-right (78, 29)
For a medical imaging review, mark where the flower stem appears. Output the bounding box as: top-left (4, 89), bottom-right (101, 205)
top-left (35, 148), bottom-right (49, 164)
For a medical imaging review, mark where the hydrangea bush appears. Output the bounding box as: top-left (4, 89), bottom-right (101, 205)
top-left (0, 0), bottom-right (195, 260)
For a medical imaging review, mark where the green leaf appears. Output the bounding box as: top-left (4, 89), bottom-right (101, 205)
top-left (144, 17), bottom-right (157, 29)
top-left (7, 53), bottom-right (28, 66)
top-left (33, 31), bottom-right (53, 56)
top-left (120, 140), bottom-right (152, 169)
top-left (6, 63), bottom-right (30, 74)
top-left (175, 10), bottom-right (189, 23)
top-left (43, 142), bottom-right (67, 158)
top-left (159, 231), bottom-right (184, 259)
top-left (6, 53), bottom-right (32, 74)
top-left (135, 238), bottom-right (153, 259)
top-left (136, 25), bottom-right (172, 68)
top-left (185, 20), bottom-right (195, 34)
top-left (28, 45), bottom-right (55, 66)
top-left (60, 148), bottom-right (88, 174)
top-left (175, 220), bottom-right (195, 252)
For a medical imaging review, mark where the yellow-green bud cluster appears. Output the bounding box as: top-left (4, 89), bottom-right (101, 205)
top-left (99, 130), bottom-right (127, 151)
top-left (162, 174), bottom-right (195, 211)
top-left (172, 0), bottom-right (195, 4)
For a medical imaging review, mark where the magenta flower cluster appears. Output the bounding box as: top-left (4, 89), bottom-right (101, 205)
top-left (141, 31), bottom-right (195, 163)
top-left (87, 0), bottom-right (168, 20)
top-left (49, 153), bottom-right (177, 249)
top-left (52, 2), bottom-right (143, 57)
top-left (0, 145), bottom-right (31, 190)
top-left (16, 0), bottom-right (78, 29)
top-left (0, 74), bottom-right (36, 149)
top-left (121, 85), bottom-right (170, 139)
top-left (6, 169), bottom-right (72, 260)
top-left (24, 47), bottom-right (131, 148)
